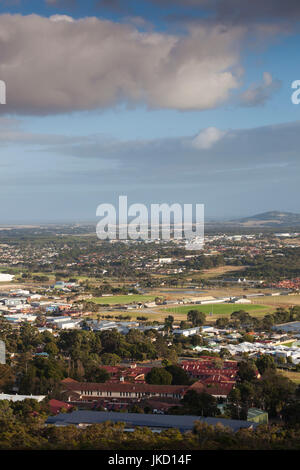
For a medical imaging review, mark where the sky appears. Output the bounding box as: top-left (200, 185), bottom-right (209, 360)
top-left (0, 0), bottom-right (300, 223)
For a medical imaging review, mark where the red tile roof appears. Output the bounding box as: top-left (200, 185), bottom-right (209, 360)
top-left (49, 399), bottom-right (73, 414)
top-left (62, 381), bottom-right (188, 394)
top-left (189, 381), bottom-right (234, 396)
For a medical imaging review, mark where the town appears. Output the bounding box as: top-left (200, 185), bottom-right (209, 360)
top-left (0, 224), bottom-right (300, 449)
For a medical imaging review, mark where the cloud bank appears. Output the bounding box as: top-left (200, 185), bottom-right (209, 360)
top-left (1, 118), bottom-right (300, 220)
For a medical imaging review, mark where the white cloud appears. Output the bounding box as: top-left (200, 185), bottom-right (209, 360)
top-left (0, 14), bottom-right (243, 114)
top-left (50, 15), bottom-right (75, 23)
top-left (191, 127), bottom-right (227, 149)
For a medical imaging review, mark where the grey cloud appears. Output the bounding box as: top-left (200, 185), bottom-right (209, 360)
top-left (2, 119), bottom-right (300, 220)
top-left (5, 119), bottom-right (300, 182)
top-left (3, 116), bottom-right (300, 190)
top-left (147, 0), bottom-right (300, 25)
top-left (0, 117), bottom-right (87, 145)
top-left (240, 72), bottom-right (282, 107)
top-left (90, 1), bottom-right (300, 26)
top-left (36, 120), bottom-right (300, 187)
top-left (0, 14), bottom-right (243, 114)
top-left (214, 0), bottom-right (300, 25)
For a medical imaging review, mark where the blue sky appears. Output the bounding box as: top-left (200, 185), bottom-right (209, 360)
top-left (0, 0), bottom-right (300, 223)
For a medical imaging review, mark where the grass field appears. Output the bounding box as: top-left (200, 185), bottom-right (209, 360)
top-left (280, 341), bottom-right (296, 347)
top-left (89, 301), bottom-right (273, 324)
top-left (200, 265), bottom-right (246, 279)
top-left (255, 295), bottom-right (300, 307)
top-left (91, 294), bottom-right (156, 305)
top-left (164, 303), bottom-right (273, 318)
top-left (278, 369), bottom-right (300, 384)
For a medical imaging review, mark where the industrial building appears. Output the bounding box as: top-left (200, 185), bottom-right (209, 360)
top-left (46, 410), bottom-right (258, 433)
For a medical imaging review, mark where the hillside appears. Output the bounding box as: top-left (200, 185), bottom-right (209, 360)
top-left (230, 211), bottom-right (300, 227)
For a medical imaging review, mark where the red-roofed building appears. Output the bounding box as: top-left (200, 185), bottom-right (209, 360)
top-left (61, 381), bottom-right (187, 403)
top-left (61, 377), bottom-right (78, 384)
top-left (101, 364), bottom-right (151, 384)
top-left (61, 376), bottom-right (234, 407)
top-left (49, 399), bottom-right (73, 414)
top-left (189, 381), bottom-right (234, 398)
top-left (180, 358), bottom-right (237, 396)
top-left (181, 358), bottom-right (238, 383)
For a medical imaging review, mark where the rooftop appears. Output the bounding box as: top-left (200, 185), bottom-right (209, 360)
top-left (46, 410), bottom-right (258, 433)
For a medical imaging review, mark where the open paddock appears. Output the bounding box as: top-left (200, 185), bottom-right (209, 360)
top-left (91, 294), bottom-right (156, 305)
top-left (278, 369), bottom-right (300, 384)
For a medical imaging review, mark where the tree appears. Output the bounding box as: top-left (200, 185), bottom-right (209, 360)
top-left (165, 365), bottom-right (191, 385)
top-left (187, 310), bottom-right (206, 327)
top-left (231, 310), bottom-right (252, 325)
top-left (181, 390), bottom-right (219, 417)
top-left (256, 370), bottom-right (296, 417)
top-left (44, 342), bottom-right (59, 357)
top-left (99, 330), bottom-right (122, 354)
top-left (219, 348), bottom-right (232, 359)
top-left (282, 401), bottom-right (300, 425)
top-left (164, 316), bottom-right (174, 330)
top-left (0, 364), bottom-right (15, 392)
top-left (0, 400), bottom-right (16, 427)
top-left (238, 381), bottom-right (256, 410)
top-left (216, 317), bottom-right (229, 328)
top-left (262, 315), bottom-right (274, 330)
top-left (145, 368), bottom-right (172, 385)
top-left (256, 355), bottom-right (276, 375)
top-left (86, 367), bottom-right (110, 383)
top-left (18, 324), bottom-right (40, 352)
top-left (190, 335), bottom-right (202, 347)
top-left (227, 388), bottom-right (243, 419)
top-left (237, 361), bottom-right (258, 383)
top-left (18, 357), bottom-right (66, 395)
top-left (100, 353), bottom-right (121, 366)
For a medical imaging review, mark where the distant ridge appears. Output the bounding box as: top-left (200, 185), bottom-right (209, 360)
top-left (229, 211), bottom-right (300, 227)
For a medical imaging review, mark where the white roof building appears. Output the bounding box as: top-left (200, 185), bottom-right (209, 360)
top-left (0, 273), bottom-right (14, 282)
top-left (0, 393), bottom-right (46, 402)
top-left (3, 313), bottom-right (37, 323)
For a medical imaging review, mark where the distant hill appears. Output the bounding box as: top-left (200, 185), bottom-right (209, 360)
top-left (230, 211), bottom-right (300, 227)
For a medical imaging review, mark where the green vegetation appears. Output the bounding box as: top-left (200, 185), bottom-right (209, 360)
top-left (165, 303), bottom-right (269, 317)
top-left (187, 310), bottom-right (206, 326)
top-left (170, 390), bottom-right (219, 417)
top-left (145, 365), bottom-right (191, 386)
top-left (1, 399), bottom-right (300, 450)
top-left (235, 247), bottom-right (300, 280)
top-left (278, 370), bottom-right (300, 385)
top-left (228, 363), bottom-right (297, 419)
top-left (145, 367), bottom-right (173, 385)
top-left (91, 295), bottom-right (156, 305)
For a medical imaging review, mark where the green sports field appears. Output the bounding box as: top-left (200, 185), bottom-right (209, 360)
top-left (164, 303), bottom-right (273, 317)
top-left (91, 294), bottom-right (156, 305)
